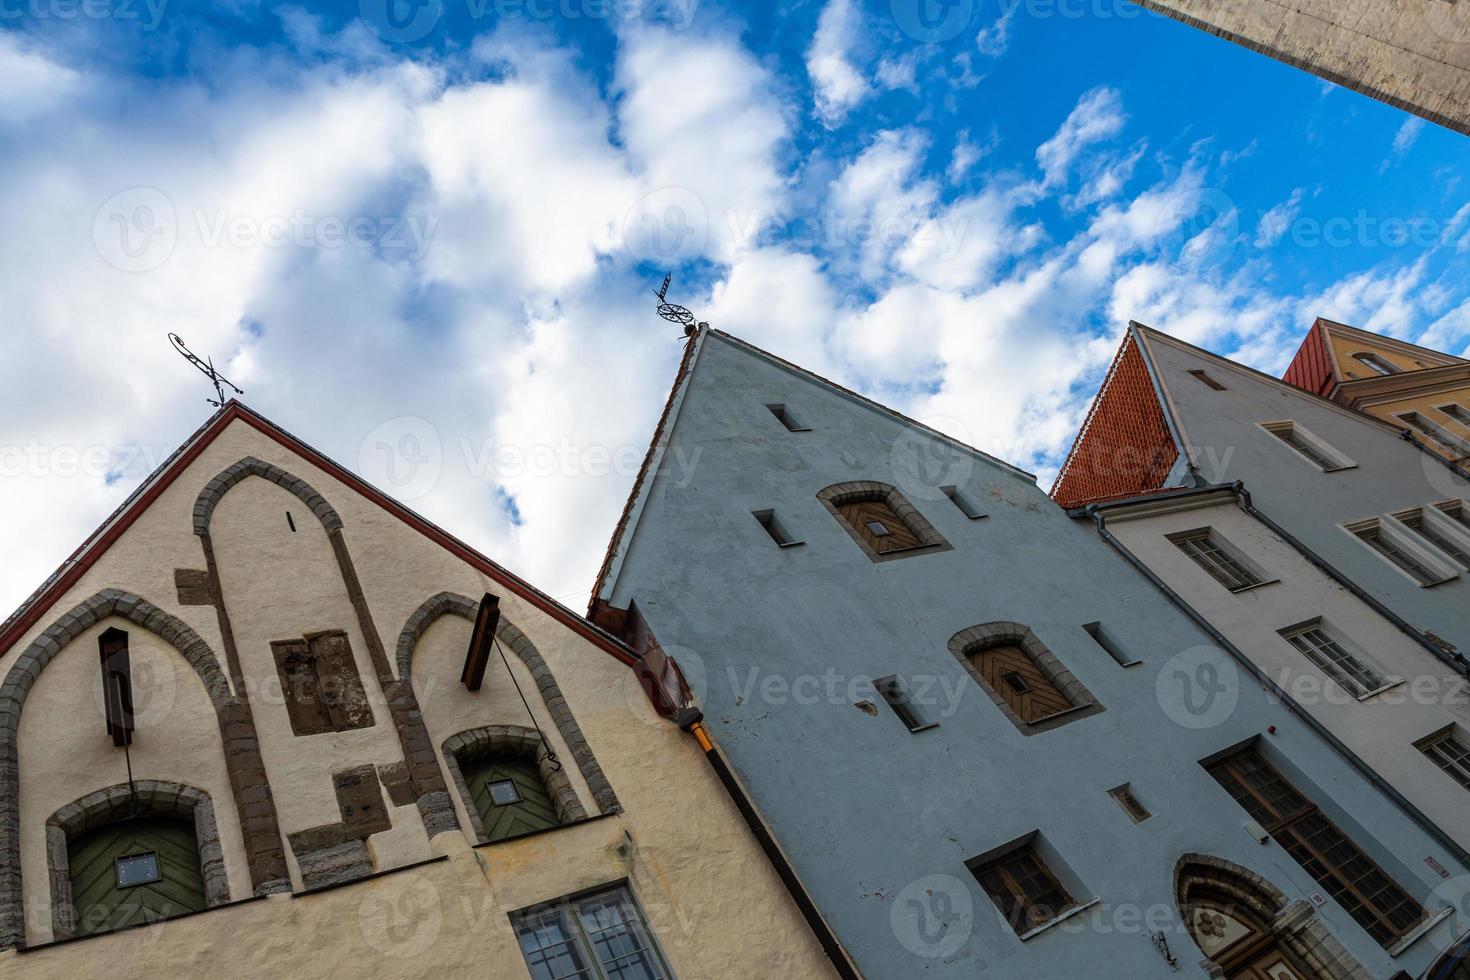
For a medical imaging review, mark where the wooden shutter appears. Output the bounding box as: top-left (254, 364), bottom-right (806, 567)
top-left (837, 498), bottom-right (922, 553)
top-left (69, 817), bottom-right (206, 936)
top-left (464, 756), bottom-right (560, 842)
top-left (975, 645), bottom-right (1072, 723)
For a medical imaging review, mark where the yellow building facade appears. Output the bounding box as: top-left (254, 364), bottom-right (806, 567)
top-left (0, 403), bottom-right (844, 978)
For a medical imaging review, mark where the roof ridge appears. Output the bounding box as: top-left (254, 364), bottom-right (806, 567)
top-left (2, 401), bottom-right (640, 668)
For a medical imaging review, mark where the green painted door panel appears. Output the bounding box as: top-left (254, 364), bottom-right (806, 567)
top-left (463, 756), bottom-right (559, 842)
top-left (68, 817), bottom-right (205, 936)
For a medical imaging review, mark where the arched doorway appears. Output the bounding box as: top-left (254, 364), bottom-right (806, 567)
top-left (1177, 855), bottom-right (1371, 980)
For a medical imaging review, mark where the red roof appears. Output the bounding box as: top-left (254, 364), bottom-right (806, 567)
top-left (1050, 330), bottom-right (1181, 508)
top-left (1281, 319), bottom-right (1338, 398)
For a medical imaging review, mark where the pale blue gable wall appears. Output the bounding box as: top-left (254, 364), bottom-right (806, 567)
top-left (1143, 333), bottom-right (1470, 653)
top-left (607, 333), bottom-right (1466, 978)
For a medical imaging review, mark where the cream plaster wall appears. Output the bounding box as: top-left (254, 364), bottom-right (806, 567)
top-left (18, 617), bottom-right (245, 942)
top-left (1106, 498), bottom-right (1470, 849)
top-left (0, 416), bottom-right (836, 977)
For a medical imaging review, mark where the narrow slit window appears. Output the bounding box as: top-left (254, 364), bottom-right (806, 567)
top-left (1417, 727), bottom-right (1470, 793)
top-left (1108, 784), bottom-right (1151, 823)
top-left (1082, 622), bottom-right (1141, 667)
top-left (942, 485), bottom-right (987, 519)
top-left (1353, 352), bottom-right (1401, 376)
top-left (1349, 519), bottom-right (1450, 586)
top-left (1399, 412), bottom-right (1470, 457)
top-left (874, 676), bottom-right (933, 732)
top-left (1395, 509), bottom-right (1470, 568)
top-left (1435, 500), bottom-right (1470, 530)
top-left (767, 404), bottom-right (810, 432)
top-left (1259, 421), bottom-right (1353, 471)
top-left (1169, 529), bottom-right (1267, 592)
top-left (1438, 404), bottom-right (1470, 430)
top-left (1188, 369), bottom-right (1227, 391)
top-left (286, 511), bottom-right (297, 532)
top-left (753, 510), bottom-right (803, 548)
top-left (1279, 621), bottom-right (1393, 698)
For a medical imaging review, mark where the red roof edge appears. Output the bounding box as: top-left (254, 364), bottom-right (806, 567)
top-left (1, 401), bottom-right (640, 669)
top-left (1050, 329), bottom-right (1181, 509)
top-left (1281, 318), bottom-right (1338, 398)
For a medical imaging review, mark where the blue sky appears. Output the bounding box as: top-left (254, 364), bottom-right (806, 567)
top-left (1, 0), bottom-right (1466, 612)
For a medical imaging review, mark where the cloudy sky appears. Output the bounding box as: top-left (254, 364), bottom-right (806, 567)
top-left (1, 0), bottom-right (1467, 616)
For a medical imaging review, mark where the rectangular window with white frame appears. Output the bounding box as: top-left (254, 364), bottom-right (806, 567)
top-left (1258, 420), bottom-right (1356, 472)
top-left (1417, 726), bottom-right (1470, 793)
top-left (1277, 619), bottom-right (1399, 699)
top-left (511, 883), bottom-right (674, 980)
top-left (1168, 528), bottom-right (1272, 592)
top-left (1397, 412), bottom-right (1470, 458)
top-left (1392, 506), bottom-right (1470, 569)
top-left (1345, 517), bottom-right (1458, 587)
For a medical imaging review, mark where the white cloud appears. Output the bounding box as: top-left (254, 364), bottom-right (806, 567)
top-left (1254, 187), bottom-right (1305, 248)
top-left (947, 127), bottom-right (1000, 183)
top-left (0, 32), bottom-right (86, 125)
top-left (1036, 86), bottom-right (1127, 188)
top-left (1393, 117), bottom-right (1427, 156)
top-left (826, 128), bottom-right (938, 281)
top-left (806, 0), bottom-right (870, 127)
top-left (975, 6), bottom-right (1017, 58)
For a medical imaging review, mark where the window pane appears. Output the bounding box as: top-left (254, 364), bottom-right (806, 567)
top-left (515, 906), bottom-right (595, 980)
top-left (1355, 525), bottom-right (1442, 585)
top-left (575, 890), bottom-right (669, 980)
top-left (1421, 730), bottom-right (1470, 792)
top-left (1399, 513), bottom-right (1470, 567)
top-left (1282, 626), bottom-right (1387, 697)
top-left (1173, 532), bottom-right (1263, 591)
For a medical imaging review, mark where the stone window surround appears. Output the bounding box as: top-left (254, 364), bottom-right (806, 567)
top-left (816, 481), bottom-right (952, 563)
top-left (1175, 853), bottom-right (1371, 980)
top-left (0, 590), bottom-right (290, 952)
top-left (394, 592), bottom-right (620, 818)
top-left (441, 725), bottom-right (587, 843)
top-left (45, 780), bottom-right (230, 942)
top-left (947, 621), bottom-right (1104, 735)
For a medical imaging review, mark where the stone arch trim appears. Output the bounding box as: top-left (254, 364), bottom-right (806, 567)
top-left (45, 781), bottom-right (229, 941)
top-left (442, 725), bottom-right (587, 842)
top-left (1174, 853), bottom-right (1371, 980)
top-left (396, 592), bottom-right (620, 816)
top-left (947, 621), bottom-right (1104, 735)
top-left (0, 590), bottom-right (287, 950)
top-left (816, 480), bottom-right (951, 562)
top-left (192, 455), bottom-right (343, 536)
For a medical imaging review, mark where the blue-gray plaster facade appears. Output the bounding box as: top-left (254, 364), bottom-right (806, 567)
top-left (598, 329), bottom-right (1470, 979)
top-left (1135, 326), bottom-right (1470, 656)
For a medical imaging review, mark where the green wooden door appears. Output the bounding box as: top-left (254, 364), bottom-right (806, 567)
top-left (464, 756), bottom-right (559, 842)
top-left (68, 816), bottom-right (206, 936)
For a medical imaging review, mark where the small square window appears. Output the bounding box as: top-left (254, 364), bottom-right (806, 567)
top-left (865, 521), bottom-right (891, 537)
top-left (116, 852), bottom-right (161, 889)
top-left (753, 510), bottom-right (803, 548)
top-left (1108, 784), bottom-right (1151, 823)
top-left (1188, 369), bottom-right (1227, 391)
top-left (874, 675), bottom-right (935, 733)
top-left (489, 779), bottom-right (522, 807)
top-left (1002, 671), bottom-right (1031, 694)
top-left (767, 404), bottom-right (810, 432)
top-left (942, 485), bottom-right (987, 520)
top-left (1082, 622), bottom-right (1141, 667)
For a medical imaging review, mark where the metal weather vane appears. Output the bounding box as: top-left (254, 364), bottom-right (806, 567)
top-left (654, 273), bottom-right (708, 338)
top-left (169, 333), bottom-right (244, 408)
